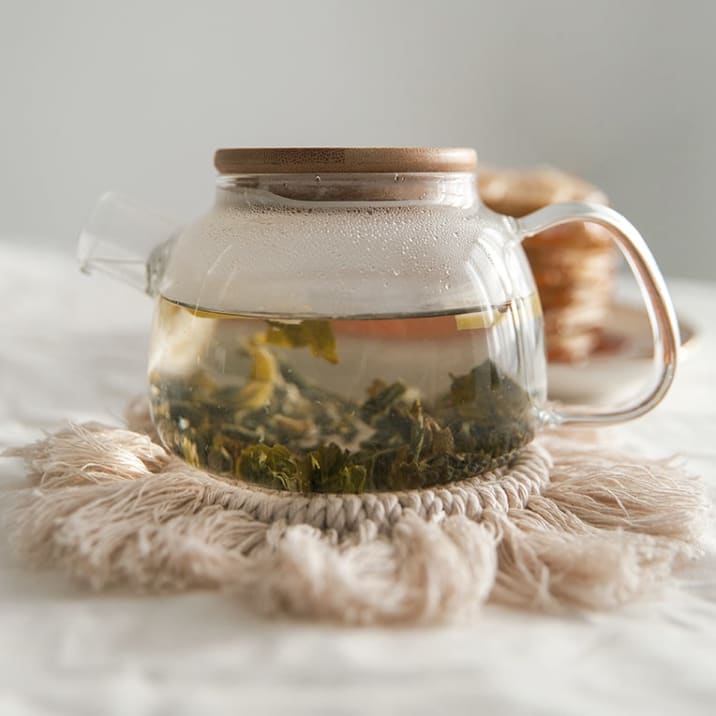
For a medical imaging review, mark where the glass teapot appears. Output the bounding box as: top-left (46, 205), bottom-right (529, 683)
top-left (78, 147), bottom-right (679, 494)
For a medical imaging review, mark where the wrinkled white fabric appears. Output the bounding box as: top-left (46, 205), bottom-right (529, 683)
top-left (1, 244), bottom-right (715, 716)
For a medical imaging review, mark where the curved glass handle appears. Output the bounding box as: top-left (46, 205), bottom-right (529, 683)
top-left (517, 201), bottom-right (680, 427)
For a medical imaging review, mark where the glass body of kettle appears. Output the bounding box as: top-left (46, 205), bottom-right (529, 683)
top-left (78, 148), bottom-right (679, 494)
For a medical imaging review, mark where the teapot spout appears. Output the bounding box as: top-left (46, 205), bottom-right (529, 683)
top-left (77, 192), bottom-right (179, 295)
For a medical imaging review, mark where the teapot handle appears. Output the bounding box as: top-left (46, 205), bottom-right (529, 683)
top-left (516, 201), bottom-right (680, 427)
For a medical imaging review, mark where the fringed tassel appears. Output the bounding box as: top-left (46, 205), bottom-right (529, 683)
top-left (234, 516), bottom-right (498, 624)
top-left (490, 435), bottom-right (708, 611)
top-left (1, 423), bottom-right (709, 625)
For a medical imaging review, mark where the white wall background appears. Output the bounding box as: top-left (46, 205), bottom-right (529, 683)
top-left (1, 0), bottom-right (714, 279)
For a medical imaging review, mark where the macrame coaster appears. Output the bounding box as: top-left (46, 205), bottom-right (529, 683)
top-left (1, 401), bottom-right (709, 625)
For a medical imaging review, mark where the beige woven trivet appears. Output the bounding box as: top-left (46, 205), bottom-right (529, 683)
top-left (1, 404), bottom-right (709, 625)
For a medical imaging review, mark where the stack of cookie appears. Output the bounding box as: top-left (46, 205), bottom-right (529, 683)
top-left (479, 167), bottom-right (617, 363)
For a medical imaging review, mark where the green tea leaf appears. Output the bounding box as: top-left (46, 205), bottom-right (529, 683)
top-left (360, 381), bottom-right (406, 422)
top-left (207, 443), bottom-right (233, 474)
top-left (306, 443), bottom-right (367, 493)
top-left (265, 320), bottom-right (339, 364)
top-left (238, 345), bottom-right (280, 408)
top-left (154, 352), bottom-right (535, 494)
top-left (180, 436), bottom-right (201, 468)
top-left (237, 444), bottom-right (310, 492)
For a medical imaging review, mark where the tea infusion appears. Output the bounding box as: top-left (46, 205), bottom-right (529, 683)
top-left (149, 296), bottom-right (544, 493)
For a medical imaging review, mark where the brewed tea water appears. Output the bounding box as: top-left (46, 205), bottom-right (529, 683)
top-left (149, 295), bottom-right (545, 493)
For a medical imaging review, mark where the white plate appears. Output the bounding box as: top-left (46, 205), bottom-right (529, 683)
top-left (547, 303), bottom-right (698, 404)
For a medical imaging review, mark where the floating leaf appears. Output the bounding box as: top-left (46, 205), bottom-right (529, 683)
top-left (265, 320), bottom-right (339, 364)
top-left (238, 345), bottom-right (279, 408)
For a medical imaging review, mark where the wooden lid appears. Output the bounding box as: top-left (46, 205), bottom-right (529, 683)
top-left (214, 147), bottom-right (478, 174)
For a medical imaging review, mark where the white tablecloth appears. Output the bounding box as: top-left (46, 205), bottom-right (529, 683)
top-left (1, 244), bottom-right (715, 716)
